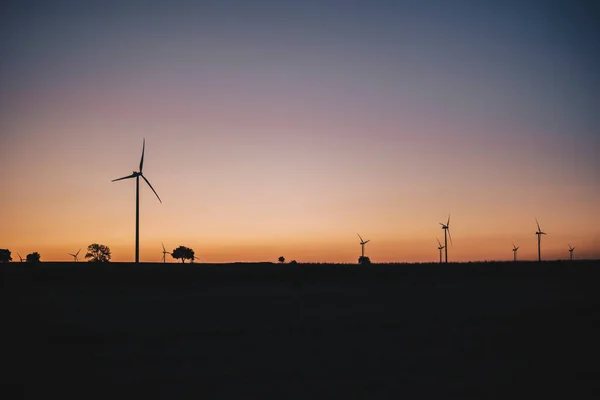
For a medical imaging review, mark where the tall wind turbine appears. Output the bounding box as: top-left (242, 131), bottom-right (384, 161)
top-left (357, 233), bottom-right (370, 258)
top-left (568, 244), bottom-right (575, 261)
top-left (535, 218), bottom-right (546, 262)
top-left (69, 248), bottom-right (81, 262)
top-left (512, 242), bottom-right (519, 262)
top-left (437, 238), bottom-right (445, 264)
top-left (161, 242), bottom-right (171, 263)
top-left (439, 215), bottom-right (452, 263)
top-left (17, 253), bottom-right (24, 262)
top-left (112, 139), bottom-right (162, 263)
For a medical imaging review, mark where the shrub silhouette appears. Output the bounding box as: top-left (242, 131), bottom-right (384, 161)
top-left (26, 252), bottom-right (41, 263)
top-left (172, 246), bottom-right (195, 263)
top-left (85, 243), bottom-right (111, 262)
top-left (290, 260), bottom-right (297, 265)
top-left (278, 256), bottom-right (285, 264)
top-left (358, 256), bottom-right (371, 265)
top-left (0, 249), bottom-right (12, 263)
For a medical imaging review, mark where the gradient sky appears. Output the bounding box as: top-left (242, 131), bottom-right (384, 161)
top-left (1, 0), bottom-right (599, 263)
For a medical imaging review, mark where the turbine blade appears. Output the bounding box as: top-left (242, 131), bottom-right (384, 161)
top-left (139, 138), bottom-right (145, 172)
top-left (439, 222), bottom-right (445, 227)
top-left (76, 249), bottom-right (81, 256)
top-left (447, 228), bottom-right (453, 245)
top-left (512, 242), bottom-right (515, 249)
top-left (141, 175), bottom-right (162, 203)
top-left (437, 238), bottom-right (441, 246)
top-left (535, 218), bottom-right (541, 232)
top-left (162, 242), bottom-right (166, 252)
top-left (357, 233), bottom-right (364, 242)
top-left (364, 240), bottom-right (370, 244)
top-left (447, 214), bottom-right (450, 226)
top-left (111, 173), bottom-right (137, 182)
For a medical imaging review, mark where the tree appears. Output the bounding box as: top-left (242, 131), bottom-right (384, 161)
top-left (0, 249), bottom-right (12, 263)
top-left (358, 256), bottom-right (371, 265)
top-left (26, 252), bottom-right (41, 263)
top-left (171, 246), bottom-right (195, 263)
top-left (289, 260), bottom-right (297, 265)
top-left (85, 243), bottom-right (111, 262)
top-left (278, 256), bottom-right (285, 264)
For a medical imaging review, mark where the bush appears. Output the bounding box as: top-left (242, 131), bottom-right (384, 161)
top-left (26, 252), bottom-right (41, 263)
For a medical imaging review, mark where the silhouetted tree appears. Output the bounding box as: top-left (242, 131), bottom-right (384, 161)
top-left (26, 252), bottom-right (41, 263)
top-left (289, 260), bottom-right (297, 265)
top-left (358, 256), bottom-right (371, 265)
top-left (0, 249), bottom-right (12, 263)
top-left (85, 243), bottom-right (111, 262)
top-left (278, 256), bottom-right (285, 264)
top-left (172, 246), bottom-right (195, 263)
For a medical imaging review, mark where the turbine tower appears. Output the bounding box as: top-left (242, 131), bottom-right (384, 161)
top-left (112, 139), bottom-right (162, 263)
top-left (512, 242), bottom-right (519, 262)
top-left (568, 244), bottom-right (575, 261)
top-left (535, 218), bottom-right (546, 262)
top-left (69, 248), bottom-right (81, 262)
top-left (437, 238), bottom-right (445, 264)
top-left (439, 214), bottom-right (452, 263)
top-left (161, 242), bottom-right (170, 263)
top-left (357, 233), bottom-right (370, 258)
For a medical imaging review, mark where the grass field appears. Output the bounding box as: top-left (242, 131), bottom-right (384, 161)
top-left (2, 261), bottom-right (599, 398)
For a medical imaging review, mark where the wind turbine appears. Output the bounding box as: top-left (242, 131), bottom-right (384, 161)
top-left (439, 214), bottom-right (452, 263)
top-left (357, 233), bottom-right (370, 258)
top-left (437, 238), bottom-right (445, 264)
top-left (568, 244), bottom-right (575, 261)
top-left (17, 253), bottom-right (24, 262)
top-left (69, 248), bottom-right (81, 262)
top-left (112, 139), bottom-right (162, 263)
top-left (535, 218), bottom-right (546, 262)
top-left (161, 242), bottom-right (171, 263)
top-left (512, 242), bottom-right (519, 262)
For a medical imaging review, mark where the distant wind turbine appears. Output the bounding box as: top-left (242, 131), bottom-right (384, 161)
top-left (568, 244), bottom-right (575, 261)
top-left (161, 242), bottom-right (171, 263)
top-left (357, 233), bottom-right (370, 258)
top-left (439, 214), bottom-right (452, 263)
top-left (112, 138), bottom-right (162, 263)
top-left (512, 242), bottom-right (519, 262)
top-left (535, 218), bottom-right (546, 262)
top-left (437, 238), bottom-right (445, 264)
top-left (17, 253), bottom-right (24, 262)
top-left (69, 248), bottom-right (81, 262)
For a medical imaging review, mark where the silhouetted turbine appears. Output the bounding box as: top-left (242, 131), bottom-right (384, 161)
top-left (535, 218), bottom-right (546, 262)
top-left (357, 233), bottom-right (370, 258)
top-left (568, 244), bottom-right (575, 261)
top-left (512, 242), bottom-right (519, 262)
top-left (161, 242), bottom-right (171, 263)
top-left (437, 238), bottom-right (445, 264)
top-left (17, 253), bottom-right (24, 262)
top-left (112, 139), bottom-right (162, 263)
top-left (68, 248), bottom-right (81, 262)
top-left (439, 214), bottom-right (452, 263)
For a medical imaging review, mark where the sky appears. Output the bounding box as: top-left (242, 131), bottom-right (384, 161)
top-left (1, 0), bottom-right (599, 263)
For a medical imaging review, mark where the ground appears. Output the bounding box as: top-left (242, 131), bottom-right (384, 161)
top-left (2, 261), bottom-right (599, 398)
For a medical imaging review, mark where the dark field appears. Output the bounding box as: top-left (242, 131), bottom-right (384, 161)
top-left (2, 261), bottom-right (599, 398)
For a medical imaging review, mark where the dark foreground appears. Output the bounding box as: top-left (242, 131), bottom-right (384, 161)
top-left (2, 261), bottom-right (599, 398)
